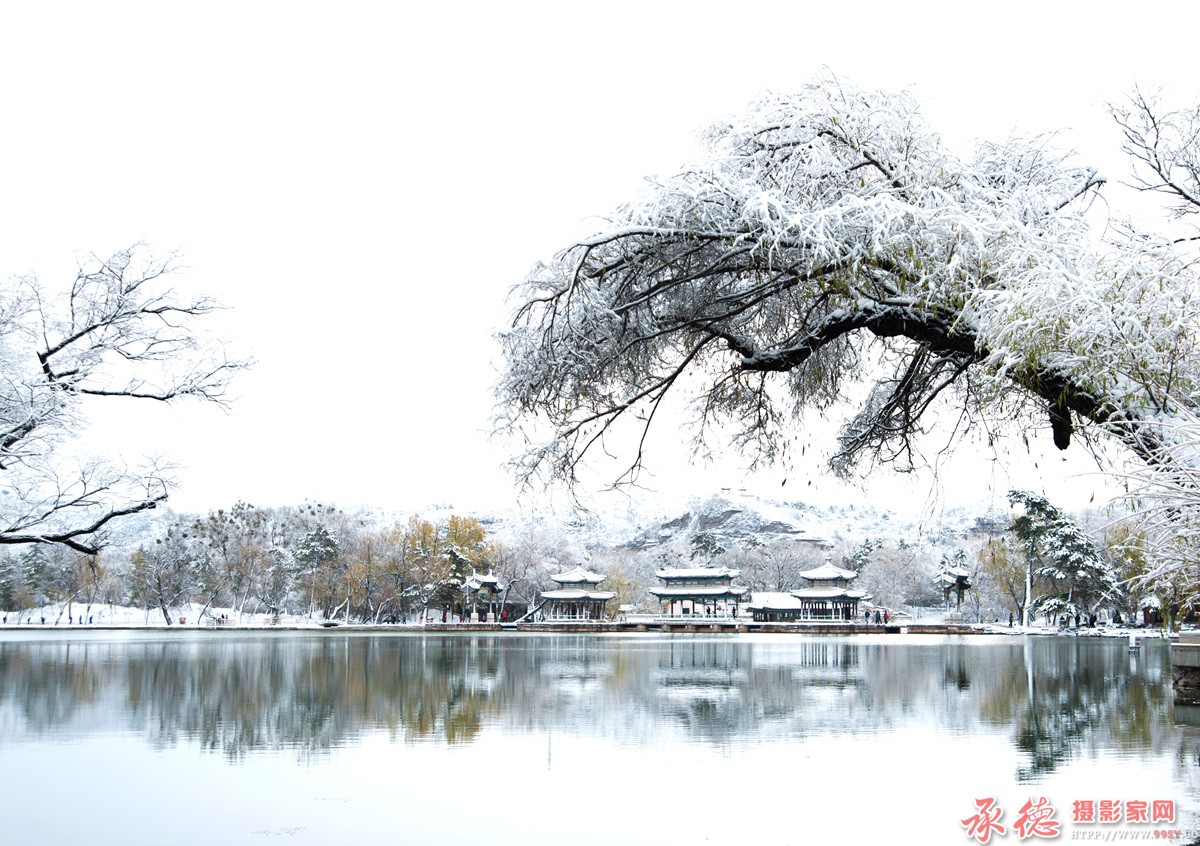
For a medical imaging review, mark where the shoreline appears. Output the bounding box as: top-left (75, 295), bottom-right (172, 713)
top-left (0, 619), bottom-right (1171, 638)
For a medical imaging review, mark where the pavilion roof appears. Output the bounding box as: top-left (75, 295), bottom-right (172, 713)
top-left (655, 566), bottom-right (741, 580)
top-left (790, 586), bottom-right (867, 600)
top-left (465, 571), bottom-right (505, 591)
top-left (935, 571), bottom-right (972, 587)
top-left (798, 562), bottom-right (858, 582)
top-left (648, 585), bottom-right (748, 598)
top-left (540, 589), bottom-right (616, 601)
top-left (746, 592), bottom-right (805, 611)
top-left (549, 565), bottom-right (606, 585)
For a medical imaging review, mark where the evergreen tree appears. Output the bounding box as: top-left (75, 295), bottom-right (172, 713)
top-left (0, 553), bottom-right (16, 611)
top-left (295, 524), bottom-right (342, 618)
top-left (689, 532), bottom-right (727, 564)
top-left (842, 539), bottom-right (880, 573)
top-left (19, 546), bottom-right (49, 608)
top-left (1008, 490), bottom-right (1119, 626)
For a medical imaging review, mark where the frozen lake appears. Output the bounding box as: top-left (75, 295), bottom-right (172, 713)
top-left (0, 630), bottom-right (1194, 844)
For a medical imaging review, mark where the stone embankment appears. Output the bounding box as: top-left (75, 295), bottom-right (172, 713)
top-left (1172, 633), bottom-right (1200, 705)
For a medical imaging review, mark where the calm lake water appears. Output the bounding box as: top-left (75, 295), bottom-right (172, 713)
top-left (0, 630), bottom-right (1195, 845)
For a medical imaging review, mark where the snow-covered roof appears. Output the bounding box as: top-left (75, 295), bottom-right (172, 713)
top-left (549, 565), bottom-right (606, 585)
top-left (798, 562), bottom-right (858, 582)
top-left (648, 585), bottom-right (748, 598)
top-left (655, 566), bottom-right (741, 580)
top-left (465, 572), bottom-right (505, 591)
top-left (746, 592), bottom-right (805, 610)
top-left (540, 589), bottom-right (616, 601)
top-left (790, 587), bottom-right (867, 600)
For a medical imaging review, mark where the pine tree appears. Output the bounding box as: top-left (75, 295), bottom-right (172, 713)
top-left (0, 553), bottom-right (16, 611)
top-left (1008, 490), bottom-right (1119, 626)
top-left (19, 546), bottom-right (49, 608)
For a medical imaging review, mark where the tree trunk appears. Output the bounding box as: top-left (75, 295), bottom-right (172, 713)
top-left (1023, 563), bottom-right (1033, 627)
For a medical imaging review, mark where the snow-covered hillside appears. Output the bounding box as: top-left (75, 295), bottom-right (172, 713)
top-left (488, 488), bottom-right (993, 563)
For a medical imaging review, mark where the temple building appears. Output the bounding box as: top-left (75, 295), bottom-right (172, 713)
top-left (748, 560), bottom-right (866, 622)
top-left (649, 566), bottom-right (747, 618)
top-left (539, 565), bottom-right (616, 621)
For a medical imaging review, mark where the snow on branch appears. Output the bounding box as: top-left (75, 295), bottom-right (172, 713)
top-left (0, 245), bottom-right (250, 552)
top-left (496, 74), bottom-right (1200, 559)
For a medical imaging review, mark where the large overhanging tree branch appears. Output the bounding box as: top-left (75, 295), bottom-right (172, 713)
top-left (497, 76), bottom-right (1200, 506)
top-left (0, 246), bottom-right (249, 554)
top-left (1104, 90), bottom-right (1200, 593)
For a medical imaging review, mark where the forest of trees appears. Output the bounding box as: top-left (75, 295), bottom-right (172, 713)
top-left (0, 491), bottom-right (1170, 630)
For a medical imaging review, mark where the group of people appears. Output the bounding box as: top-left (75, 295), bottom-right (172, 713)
top-left (864, 608), bottom-right (890, 625)
top-left (2, 614), bottom-right (92, 625)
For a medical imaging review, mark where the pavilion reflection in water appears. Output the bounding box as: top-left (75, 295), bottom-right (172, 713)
top-left (0, 632), bottom-right (1181, 779)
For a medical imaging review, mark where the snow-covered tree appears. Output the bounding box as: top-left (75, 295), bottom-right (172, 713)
top-left (732, 536), bottom-right (826, 592)
top-left (128, 526), bottom-right (196, 625)
top-left (689, 531), bottom-right (727, 563)
top-left (1103, 520), bottom-right (1150, 624)
top-left (0, 247), bottom-right (246, 554)
top-left (436, 516), bottom-right (490, 618)
top-left (495, 74), bottom-right (1200, 594)
top-left (18, 546), bottom-right (49, 607)
top-left (295, 523), bottom-right (342, 618)
top-left (1097, 91), bottom-right (1200, 602)
top-left (1008, 490), bottom-right (1119, 625)
top-left (0, 552), bottom-right (15, 610)
top-left (842, 539), bottom-right (880, 573)
top-left (843, 540), bottom-right (932, 612)
top-left (398, 515), bottom-right (492, 623)
top-left (190, 502), bottom-right (281, 620)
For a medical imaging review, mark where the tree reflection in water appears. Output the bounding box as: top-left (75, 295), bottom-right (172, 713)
top-left (0, 631), bottom-right (1189, 780)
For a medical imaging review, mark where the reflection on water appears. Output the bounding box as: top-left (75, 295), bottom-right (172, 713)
top-left (0, 631), bottom-right (1179, 770)
top-left (1, 631), bottom-right (1197, 846)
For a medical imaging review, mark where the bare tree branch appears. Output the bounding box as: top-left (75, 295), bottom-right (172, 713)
top-left (0, 245), bottom-right (250, 551)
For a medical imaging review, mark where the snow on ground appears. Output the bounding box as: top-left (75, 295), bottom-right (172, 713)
top-left (0, 601), bottom-right (1178, 640)
top-left (0, 602), bottom-right (332, 628)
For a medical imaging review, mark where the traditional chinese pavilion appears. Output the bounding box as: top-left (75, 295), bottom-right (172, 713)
top-left (936, 563), bottom-right (972, 610)
top-left (463, 571), bottom-right (506, 622)
top-left (539, 565), bottom-right (616, 621)
top-left (748, 560), bottom-right (866, 622)
top-left (649, 566), bottom-right (748, 618)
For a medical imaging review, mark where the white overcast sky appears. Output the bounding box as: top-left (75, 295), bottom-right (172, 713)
top-left (0, 1), bottom-right (1195, 521)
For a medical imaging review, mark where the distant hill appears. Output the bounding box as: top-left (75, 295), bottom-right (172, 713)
top-left (490, 489), bottom-right (995, 562)
top-left (662, 491), bottom-right (983, 551)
